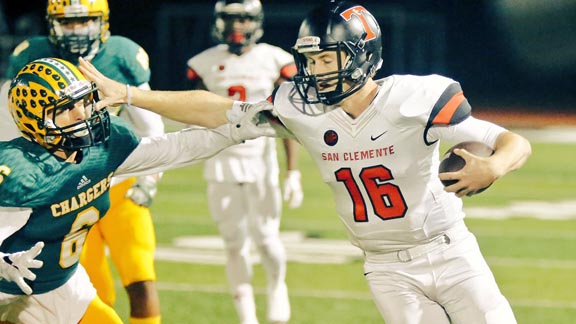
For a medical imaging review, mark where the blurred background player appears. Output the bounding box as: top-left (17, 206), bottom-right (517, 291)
top-left (4, 1), bottom-right (164, 323)
top-left (185, 1), bottom-right (303, 323)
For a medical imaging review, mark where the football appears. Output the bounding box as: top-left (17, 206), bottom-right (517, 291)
top-left (438, 141), bottom-right (495, 194)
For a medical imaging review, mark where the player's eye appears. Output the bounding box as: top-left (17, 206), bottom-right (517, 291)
top-left (58, 17), bottom-right (96, 26)
top-left (321, 58), bottom-right (334, 65)
top-left (82, 93), bottom-right (94, 106)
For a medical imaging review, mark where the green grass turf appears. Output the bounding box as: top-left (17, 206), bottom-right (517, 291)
top-left (108, 141), bottom-right (576, 323)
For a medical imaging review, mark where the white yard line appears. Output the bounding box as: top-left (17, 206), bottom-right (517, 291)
top-left (465, 200), bottom-right (576, 220)
top-left (157, 225), bottom-right (576, 268)
top-left (487, 257), bottom-right (576, 269)
top-left (514, 127), bottom-right (576, 144)
top-left (152, 282), bottom-right (576, 310)
top-left (158, 232), bottom-right (363, 265)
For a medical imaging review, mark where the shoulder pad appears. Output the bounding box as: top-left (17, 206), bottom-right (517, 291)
top-left (427, 82), bottom-right (471, 126)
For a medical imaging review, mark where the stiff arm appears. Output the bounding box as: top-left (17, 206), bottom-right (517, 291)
top-left (79, 58), bottom-right (233, 128)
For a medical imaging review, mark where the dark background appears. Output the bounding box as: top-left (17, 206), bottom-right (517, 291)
top-left (2, 0), bottom-right (575, 111)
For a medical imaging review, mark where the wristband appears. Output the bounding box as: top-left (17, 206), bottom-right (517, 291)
top-left (126, 84), bottom-right (132, 106)
top-left (226, 101), bottom-right (247, 124)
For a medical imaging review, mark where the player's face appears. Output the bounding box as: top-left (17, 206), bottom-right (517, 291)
top-left (57, 17), bottom-right (97, 29)
top-left (54, 16), bottom-right (100, 39)
top-left (53, 94), bottom-right (93, 128)
top-left (222, 14), bottom-right (255, 44)
top-left (304, 50), bottom-right (350, 93)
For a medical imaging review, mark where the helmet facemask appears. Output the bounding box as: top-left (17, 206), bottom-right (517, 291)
top-left (49, 15), bottom-right (103, 61)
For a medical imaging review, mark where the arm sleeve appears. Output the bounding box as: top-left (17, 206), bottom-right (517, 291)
top-left (0, 207), bottom-right (32, 246)
top-left (120, 83), bottom-right (165, 137)
top-left (0, 81), bottom-right (20, 141)
top-left (427, 116), bottom-right (507, 148)
top-left (114, 124), bottom-right (238, 177)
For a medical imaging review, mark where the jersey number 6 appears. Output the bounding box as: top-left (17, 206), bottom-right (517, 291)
top-left (335, 165), bottom-right (407, 222)
top-left (60, 207), bottom-right (100, 268)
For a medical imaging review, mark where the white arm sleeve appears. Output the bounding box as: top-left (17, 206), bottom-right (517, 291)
top-left (0, 80), bottom-right (21, 141)
top-left (0, 207), bottom-right (32, 246)
top-left (115, 124), bottom-right (238, 177)
top-left (120, 83), bottom-right (165, 137)
top-left (427, 116), bottom-right (507, 148)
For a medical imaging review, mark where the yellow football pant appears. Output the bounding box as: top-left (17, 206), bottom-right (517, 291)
top-left (80, 295), bottom-right (123, 324)
top-left (81, 178), bottom-right (157, 306)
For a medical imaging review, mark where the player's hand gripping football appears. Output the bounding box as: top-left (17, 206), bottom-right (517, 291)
top-left (438, 147), bottom-right (499, 197)
top-left (78, 57), bottom-right (126, 109)
top-left (0, 241), bottom-right (44, 295)
top-left (229, 100), bottom-right (277, 141)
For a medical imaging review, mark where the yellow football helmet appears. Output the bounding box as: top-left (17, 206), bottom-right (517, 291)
top-left (47, 0), bottom-right (110, 61)
top-left (8, 57), bottom-right (110, 151)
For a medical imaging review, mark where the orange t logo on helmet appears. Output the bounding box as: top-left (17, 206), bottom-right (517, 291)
top-left (339, 6), bottom-right (377, 41)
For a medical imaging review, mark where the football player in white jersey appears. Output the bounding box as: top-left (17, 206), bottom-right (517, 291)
top-left (80, 1), bottom-right (532, 320)
top-left (276, 2), bottom-right (530, 324)
top-left (185, 1), bottom-right (302, 323)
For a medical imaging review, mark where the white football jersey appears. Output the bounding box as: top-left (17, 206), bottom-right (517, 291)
top-left (273, 75), bottom-right (506, 252)
top-left (187, 43), bottom-right (295, 183)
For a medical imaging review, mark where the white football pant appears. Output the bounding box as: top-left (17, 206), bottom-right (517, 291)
top-left (208, 179), bottom-right (290, 323)
top-left (364, 222), bottom-right (517, 324)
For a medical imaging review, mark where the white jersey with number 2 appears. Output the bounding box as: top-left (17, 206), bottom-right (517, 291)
top-left (187, 43), bottom-right (294, 183)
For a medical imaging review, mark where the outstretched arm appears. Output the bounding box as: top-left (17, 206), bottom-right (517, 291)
top-left (79, 57), bottom-right (233, 128)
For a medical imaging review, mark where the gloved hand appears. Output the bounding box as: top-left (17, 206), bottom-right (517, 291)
top-left (230, 100), bottom-right (277, 142)
top-left (283, 170), bottom-right (303, 209)
top-left (0, 241), bottom-right (44, 295)
top-left (126, 175), bottom-right (159, 207)
top-left (226, 101), bottom-right (253, 124)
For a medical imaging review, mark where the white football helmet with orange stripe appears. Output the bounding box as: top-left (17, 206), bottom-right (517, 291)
top-left (212, 0), bottom-right (264, 55)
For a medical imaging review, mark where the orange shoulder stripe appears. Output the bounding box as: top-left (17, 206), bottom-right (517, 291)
top-left (432, 91), bottom-right (465, 125)
top-left (280, 63), bottom-right (297, 80)
top-left (186, 68), bottom-right (199, 81)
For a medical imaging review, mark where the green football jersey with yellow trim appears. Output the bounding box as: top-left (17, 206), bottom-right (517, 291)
top-left (6, 35), bottom-right (150, 86)
top-left (0, 117), bottom-right (139, 294)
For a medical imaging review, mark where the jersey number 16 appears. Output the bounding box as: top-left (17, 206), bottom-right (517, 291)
top-left (335, 165), bottom-right (407, 222)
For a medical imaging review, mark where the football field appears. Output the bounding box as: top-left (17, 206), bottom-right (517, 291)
top-left (112, 127), bottom-right (576, 323)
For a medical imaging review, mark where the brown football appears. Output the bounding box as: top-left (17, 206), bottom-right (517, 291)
top-left (439, 141), bottom-right (495, 195)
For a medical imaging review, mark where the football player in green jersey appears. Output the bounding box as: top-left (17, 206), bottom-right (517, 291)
top-left (3, 1), bottom-right (166, 323)
top-left (0, 57), bottom-right (274, 324)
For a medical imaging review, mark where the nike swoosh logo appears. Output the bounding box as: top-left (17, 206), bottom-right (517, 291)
top-left (370, 131), bottom-right (388, 141)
